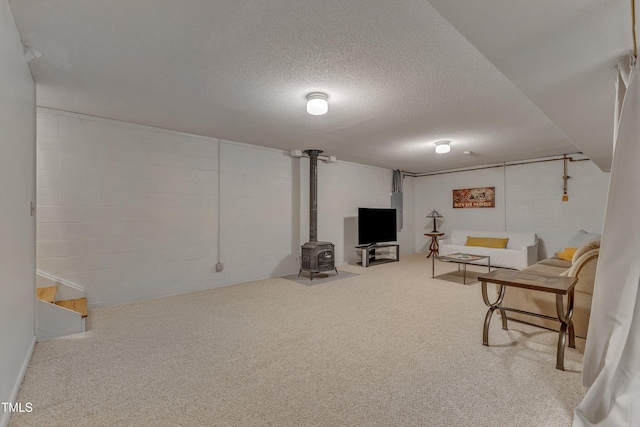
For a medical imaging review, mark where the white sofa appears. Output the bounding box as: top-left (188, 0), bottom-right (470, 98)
top-left (438, 229), bottom-right (538, 270)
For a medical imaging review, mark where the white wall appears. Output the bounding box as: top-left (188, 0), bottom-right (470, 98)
top-left (36, 110), bottom-right (407, 307)
top-left (304, 160), bottom-right (414, 265)
top-left (414, 167), bottom-right (506, 253)
top-left (36, 110), bottom-right (220, 307)
top-left (414, 159), bottom-right (609, 258)
top-left (505, 159), bottom-right (608, 257)
top-left (0, 2), bottom-right (36, 425)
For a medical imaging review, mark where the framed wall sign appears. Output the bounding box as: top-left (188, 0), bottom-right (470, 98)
top-left (453, 187), bottom-right (495, 208)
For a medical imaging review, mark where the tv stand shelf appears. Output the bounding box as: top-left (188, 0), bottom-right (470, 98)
top-left (356, 243), bottom-right (400, 267)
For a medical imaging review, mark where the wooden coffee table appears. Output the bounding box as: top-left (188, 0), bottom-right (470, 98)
top-left (436, 253), bottom-right (490, 284)
top-left (477, 269), bottom-right (578, 370)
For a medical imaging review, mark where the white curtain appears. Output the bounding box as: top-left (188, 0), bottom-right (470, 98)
top-left (573, 57), bottom-right (640, 426)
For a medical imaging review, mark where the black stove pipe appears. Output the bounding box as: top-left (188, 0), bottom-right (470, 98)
top-left (304, 149), bottom-right (322, 242)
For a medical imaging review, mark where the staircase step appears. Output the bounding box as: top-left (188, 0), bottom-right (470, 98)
top-left (36, 286), bottom-right (58, 303)
top-left (55, 298), bottom-right (88, 318)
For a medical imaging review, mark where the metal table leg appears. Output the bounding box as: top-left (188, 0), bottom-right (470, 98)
top-left (555, 289), bottom-right (576, 370)
top-left (482, 281), bottom-right (508, 346)
top-left (463, 262), bottom-right (467, 284)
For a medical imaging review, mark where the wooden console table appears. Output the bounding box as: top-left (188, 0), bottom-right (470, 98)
top-left (477, 269), bottom-right (578, 370)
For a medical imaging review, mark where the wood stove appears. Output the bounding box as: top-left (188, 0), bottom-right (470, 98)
top-left (299, 149), bottom-right (338, 280)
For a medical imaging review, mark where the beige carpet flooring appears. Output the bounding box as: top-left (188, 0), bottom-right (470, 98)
top-left (11, 254), bottom-right (586, 426)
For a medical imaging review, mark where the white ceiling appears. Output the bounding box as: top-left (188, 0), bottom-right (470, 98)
top-left (8, 0), bottom-right (631, 173)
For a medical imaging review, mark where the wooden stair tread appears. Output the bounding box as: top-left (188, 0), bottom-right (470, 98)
top-left (36, 286), bottom-right (58, 303)
top-left (55, 298), bottom-right (88, 317)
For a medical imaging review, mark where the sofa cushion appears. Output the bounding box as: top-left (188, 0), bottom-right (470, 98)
top-left (537, 257), bottom-right (572, 269)
top-left (449, 229), bottom-right (536, 250)
top-left (500, 240), bottom-right (599, 340)
top-left (502, 287), bottom-right (592, 338)
top-left (555, 229), bottom-right (600, 258)
top-left (521, 263), bottom-right (568, 277)
top-left (568, 249), bottom-right (599, 294)
top-left (465, 236), bottom-right (509, 248)
top-left (572, 238), bottom-right (600, 264)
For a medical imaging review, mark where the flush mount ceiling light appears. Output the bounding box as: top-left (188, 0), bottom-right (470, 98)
top-left (307, 92), bottom-right (328, 115)
top-left (435, 140), bottom-right (451, 154)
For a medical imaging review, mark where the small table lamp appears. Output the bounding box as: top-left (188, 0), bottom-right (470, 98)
top-left (426, 210), bottom-right (443, 232)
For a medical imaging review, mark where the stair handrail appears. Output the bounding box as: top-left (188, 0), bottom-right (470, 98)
top-left (36, 270), bottom-right (85, 292)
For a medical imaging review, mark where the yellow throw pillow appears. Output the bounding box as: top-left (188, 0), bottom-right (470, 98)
top-left (465, 236), bottom-right (509, 249)
top-left (557, 247), bottom-right (577, 261)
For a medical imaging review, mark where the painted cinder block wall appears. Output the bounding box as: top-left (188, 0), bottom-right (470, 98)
top-left (35, 109), bottom-right (413, 307)
top-left (304, 160), bottom-right (414, 265)
top-left (0, 2), bottom-right (37, 425)
top-left (414, 159), bottom-right (609, 258)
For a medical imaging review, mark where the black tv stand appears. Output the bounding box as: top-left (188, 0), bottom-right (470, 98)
top-left (355, 243), bottom-right (400, 267)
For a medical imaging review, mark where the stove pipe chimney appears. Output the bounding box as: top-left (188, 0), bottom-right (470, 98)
top-left (298, 149), bottom-right (336, 280)
top-left (304, 149), bottom-right (322, 242)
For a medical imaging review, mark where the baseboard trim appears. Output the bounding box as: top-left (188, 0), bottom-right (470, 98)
top-left (0, 336), bottom-right (35, 427)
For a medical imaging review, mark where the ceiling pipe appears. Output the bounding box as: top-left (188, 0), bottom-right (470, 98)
top-left (290, 150), bottom-right (336, 163)
top-left (402, 153), bottom-right (588, 177)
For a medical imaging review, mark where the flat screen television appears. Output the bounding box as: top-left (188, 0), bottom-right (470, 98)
top-left (358, 208), bottom-right (397, 245)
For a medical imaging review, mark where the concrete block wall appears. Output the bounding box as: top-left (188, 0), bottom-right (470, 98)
top-left (505, 159), bottom-right (609, 257)
top-left (413, 158), bottom-right (609, 258)
top-left (414, 167), bottom-right (506, 253)
top-left (36, 109), bottom-right (407, 307)
top-left (216, 143), bottom-right (299, 283)
top-left (1, 1), bottom-right (37, 423)
top-left (36, 110), bottom-right (220, 307)
top-left (302, 160), bottom-right (406, 265)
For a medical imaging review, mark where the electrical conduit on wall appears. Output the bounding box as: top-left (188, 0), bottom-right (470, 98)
top-left (216, 140), bottom-right (223, 272)
top-left (392, 169), bottom-right (403, 230)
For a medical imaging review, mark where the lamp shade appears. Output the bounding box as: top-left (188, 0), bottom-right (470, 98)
top-left (307, 92), bottom-right (328, 115)
top-left (435, 140), bottom-right (450, 154)
top-left (426, 210), bottom-right (443, 233)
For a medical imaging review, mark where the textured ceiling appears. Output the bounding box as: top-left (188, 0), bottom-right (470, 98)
top-left (8, 0), bottom-right (631, 173)
top-left (428, 0), bottom-right (631, 172)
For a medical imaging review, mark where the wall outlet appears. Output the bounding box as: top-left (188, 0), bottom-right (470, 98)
top-left (215, 262), bottom-right (224, 272)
